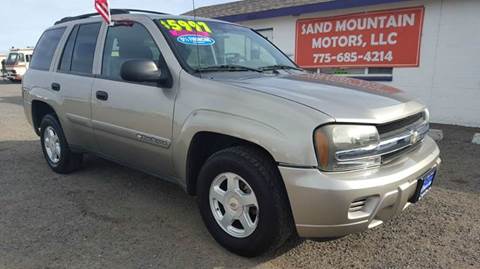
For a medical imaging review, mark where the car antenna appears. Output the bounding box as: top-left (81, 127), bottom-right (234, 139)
top-left (192, 0), bottom-right (202, 78)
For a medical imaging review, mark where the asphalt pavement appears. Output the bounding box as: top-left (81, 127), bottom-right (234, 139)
top-left (0, 81), bottom-right (479, 269)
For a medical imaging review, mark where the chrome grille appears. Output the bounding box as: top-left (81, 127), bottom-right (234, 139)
top-left (377, 112), bottom-right (429, 164)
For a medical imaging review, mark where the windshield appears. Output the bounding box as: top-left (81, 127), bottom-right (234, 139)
top-left (6, 53), bottom-right (19, 65)
top-left (157, 19), bottom-right (296, 72)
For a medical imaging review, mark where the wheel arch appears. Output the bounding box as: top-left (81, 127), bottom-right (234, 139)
top-left (172, 110), bottom-right (294, 196)
top-left (31, 100), bottom-right (59, 136)
top-left (185, 131), bottom-right (278, 196)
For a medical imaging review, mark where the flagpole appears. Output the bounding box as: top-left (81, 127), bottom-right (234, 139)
top-left (106, 0), bottom-right (113, 26)
top-left (95, 0), bottom-right (113, 26)
top-left (192, 0), bottom-right (201, 74)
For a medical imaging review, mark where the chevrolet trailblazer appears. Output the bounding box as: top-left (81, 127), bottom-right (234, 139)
top-left (22, 10), bottom-right (440, 256)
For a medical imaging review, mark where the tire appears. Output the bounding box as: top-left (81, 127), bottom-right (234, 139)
top-left (197, 146), bottom-right (294, 257)
top-left (40, 114), bottom-right (82, 174)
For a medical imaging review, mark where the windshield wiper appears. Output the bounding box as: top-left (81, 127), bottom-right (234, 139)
top-left (259, 65), bottom-right (303, 72)
top-left (195, 65), bottom-right (263, 73)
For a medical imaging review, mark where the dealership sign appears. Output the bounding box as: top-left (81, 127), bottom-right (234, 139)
top-left (295, 7), bottom-right (425, 68)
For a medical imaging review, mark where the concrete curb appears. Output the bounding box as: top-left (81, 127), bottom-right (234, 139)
top-left (472, 133), bottom-right (480, 145)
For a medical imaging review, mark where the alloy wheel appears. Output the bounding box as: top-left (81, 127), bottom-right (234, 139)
top-left (209, 172), bottom-right (259, 238)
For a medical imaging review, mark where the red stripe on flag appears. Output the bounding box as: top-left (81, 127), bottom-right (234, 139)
top-left (95, 5), bottom-right (109, 23)
top-left (95, 3), bottom-right (108, 16)
top-left (95, 0), bottom-right (111, 25)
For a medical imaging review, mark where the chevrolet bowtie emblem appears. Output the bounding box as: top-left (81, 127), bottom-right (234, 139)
top-left (410, 130), bottom-right (420, 144)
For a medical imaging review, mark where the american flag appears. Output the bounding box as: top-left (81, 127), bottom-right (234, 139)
top-left (95, 0), bottom-right (112, 25)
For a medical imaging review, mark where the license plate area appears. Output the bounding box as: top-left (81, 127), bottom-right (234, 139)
top-left (410, 167), bottom-right (437, 203)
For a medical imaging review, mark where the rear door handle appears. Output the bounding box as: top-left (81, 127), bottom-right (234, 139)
top-left (51, 83), bottom-right (61, 91)
top-left (96, 91), bottom-right (109, 101)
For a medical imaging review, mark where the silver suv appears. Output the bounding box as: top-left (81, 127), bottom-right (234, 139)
top-left (22, 10), bottom-right (441, 257)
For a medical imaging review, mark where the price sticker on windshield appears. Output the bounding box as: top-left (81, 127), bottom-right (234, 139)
top-left (160, 19), bottom-right (212, 36)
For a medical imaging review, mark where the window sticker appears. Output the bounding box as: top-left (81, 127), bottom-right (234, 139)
top-left (160, 19), bottom-right (212, 37)
top-left (177, 35), bottom-right (216, 46)
top-left (169, 30), bottom-right (210, 37)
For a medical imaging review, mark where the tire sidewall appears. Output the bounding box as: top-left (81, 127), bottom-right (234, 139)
top-left (197, 152), bottom-right (281, 256)
top-left (40, 115), bottom-right (70, 171)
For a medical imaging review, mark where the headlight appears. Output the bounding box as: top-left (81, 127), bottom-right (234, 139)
top-left (314, 124), bottom-right (381, 171)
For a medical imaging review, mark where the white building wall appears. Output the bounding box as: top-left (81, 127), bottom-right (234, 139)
top-left (239, 0), bottom-right (480, 127)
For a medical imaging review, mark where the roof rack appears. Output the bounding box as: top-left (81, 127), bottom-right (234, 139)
top-left (54, 9), bottom-right (170, 25)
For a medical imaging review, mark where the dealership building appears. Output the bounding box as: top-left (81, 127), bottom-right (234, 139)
top-left (188, 0), bottom-right (480, 127)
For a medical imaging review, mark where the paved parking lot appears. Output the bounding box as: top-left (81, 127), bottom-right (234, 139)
top-left (0, 81), bottom-right (479, 269)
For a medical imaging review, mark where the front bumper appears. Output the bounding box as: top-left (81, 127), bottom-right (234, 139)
top-left (6, 69), bottom-right (23, 80)
top-left (279, 136), bottom-right (441, 238)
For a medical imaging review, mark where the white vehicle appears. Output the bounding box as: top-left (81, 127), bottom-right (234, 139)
top-left (5, 48), bottom-right (34, 81)
top-left (0, 54), bottom-right (6, 78)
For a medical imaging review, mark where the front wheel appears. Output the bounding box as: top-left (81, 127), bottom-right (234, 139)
top-left (197, 146), bottom-right (294, 257)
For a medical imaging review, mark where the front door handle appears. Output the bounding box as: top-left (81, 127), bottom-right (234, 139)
top-left (96, 91), bottom-right (109, 101)
top-left (51, 83), bottom-right (61, 91)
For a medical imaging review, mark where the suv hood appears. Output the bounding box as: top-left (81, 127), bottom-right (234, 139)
top-left (210, 72), bottom-right (425, 124)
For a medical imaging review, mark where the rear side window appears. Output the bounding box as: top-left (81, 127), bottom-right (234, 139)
top-left (58, 26), bottom-right (79, 72)
top-left (30, 28), bottom-right (66, 71)
top-left (59, 23), bottom-right (101, 75)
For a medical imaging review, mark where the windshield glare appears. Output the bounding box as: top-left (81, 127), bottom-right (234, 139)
top-left (158, 19), bottom-right (296, 71)
top-left (6, 53), bottom-right (19, 65)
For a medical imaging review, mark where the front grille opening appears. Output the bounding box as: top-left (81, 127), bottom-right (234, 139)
top-left (349, 199), bottom-right (367, 213)
top-left (382, 144), bottom-right (419, 164)
top-left (348, 196), bottom-right (380, 220)
top-left (381, 139), bottom-right (422, 164)
top-left (377, 112), bottom-right (425, 135)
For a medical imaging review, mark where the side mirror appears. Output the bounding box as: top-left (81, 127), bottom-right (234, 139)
top-left (120, 59), bottom-right (170, 86)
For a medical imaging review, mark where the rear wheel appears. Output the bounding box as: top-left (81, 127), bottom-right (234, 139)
top-left (197, 146), bottom-right (294, 257)
top-left (40, 114), bottom-right (82, 174)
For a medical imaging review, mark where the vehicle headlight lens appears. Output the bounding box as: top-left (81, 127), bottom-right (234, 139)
top-left (314, 124), bottom-right (381, 171)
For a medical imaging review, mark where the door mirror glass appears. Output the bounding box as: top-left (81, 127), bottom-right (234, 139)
top-left (121, 59), bottom-right (163, 82)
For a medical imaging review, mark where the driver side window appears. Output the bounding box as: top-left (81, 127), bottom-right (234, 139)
top-left (102, 22), bottom-right (161, 81)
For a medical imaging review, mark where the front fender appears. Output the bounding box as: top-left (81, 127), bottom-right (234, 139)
top-left (172, 109), bottom-right (322, 186)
